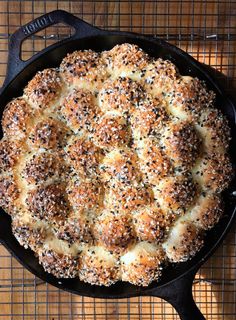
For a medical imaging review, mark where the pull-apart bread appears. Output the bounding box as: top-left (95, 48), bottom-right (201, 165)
top-left (0, 44), bottom-right (233, 286)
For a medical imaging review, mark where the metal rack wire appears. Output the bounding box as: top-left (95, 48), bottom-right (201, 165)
top-left (0, 1), bottom-right (235, 319)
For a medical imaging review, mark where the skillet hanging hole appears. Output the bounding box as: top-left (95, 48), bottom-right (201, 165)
top-left (21, 23), bottom-right (75, 61)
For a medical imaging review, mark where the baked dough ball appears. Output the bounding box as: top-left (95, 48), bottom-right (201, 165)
top-left (12, 216), bottom-right (47, 250)
top-left (60, 88), bottom-right (97, 134)
top-left (0, 139), bottom-right (22, 173)
top-left (60, 50), bottom-right (108, 90)
top-left (66, 137), bottom-right (103, 178)
top-left (79, 246), bottom-right (119, 286)
top-left (162, 220), bottom-right (204, 262)
top-left (192, 153), bottom-right (233, 192)
top-left (0, 44), bottom-right (233, 286)
top-left (105, 183), bottom-right (151, 212)
top-left (196, 108), bottom-right (231, 153)
top-left (98, 77), bottom-right (144, 114)
top-left (100, 148), bottom-right (139, 185)
top-left (26, 184), bottom-right (69, 221)
top-left (0, 176), bottom-right (19, 213)
top-left (137, 138), bottom-right (172, 185)
top-left (190, 192), bottom-right (223, 230)
top-left (121, 242), bottom-right (165, 286)
top-left (153, 175), bottom-right (197, 213)
top-left (93, 115), bottom-right (129, 149)
top-left (131, 96), bottom-right (168, 139)
top-left (67, 179), bottom-right (103, 212)
top-left (22, 152), bottom-right (64, 185)
top-left (38, 238), bottom-right (80, 278)
top-left (133, 205), bottom-right (172, 242)
top-left (162, 120), bottom-right (201, 168)
top-left (166, 76), bottom-right (215, 121)
top-left (103, 43), bottom-right (149, 78)
top-left (95, 210), bottom-right (134, 251)
top-left (55, 211), bottom-right (93, 244)
top-left (143, 58), bottom-right (178, 96)
top-left (24, 68), bottom-right (62, 109)
top-left (2, 98), bottom-right (32, 138)
top-left (28, 118), bottom-right (68, 150)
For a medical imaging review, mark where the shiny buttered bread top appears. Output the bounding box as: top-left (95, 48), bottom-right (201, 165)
top-left (0, 44), bottom-right (233, 286)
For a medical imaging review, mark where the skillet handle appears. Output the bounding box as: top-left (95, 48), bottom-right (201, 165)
top-left (3, 10), bottom-right (103, 87)
top-left (146, 268), bottom-right (205, 320)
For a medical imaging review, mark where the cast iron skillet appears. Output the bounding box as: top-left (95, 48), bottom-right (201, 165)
top-left (0, 10), bottom-right (235, 320)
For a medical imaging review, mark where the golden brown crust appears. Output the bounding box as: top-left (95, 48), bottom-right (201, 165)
top-left (192, 153), bottom-right (233, 192)
top-left (143, 58), bottom-right (178, 96)
top-left (2, 98), bottom-right (32, 138)
top-left (38, 249), bottom-right (79, 278)
top-left (26, 184), bottom-right (69, 221)
top-left (154, 175), bottom-right (197, 213)
top-left (137, 138), bottom-right (172, 185)
top-left (22, 152), bottom-right (64, 184)
top-left (190, 193), bottom-right (223, 230)
top-left (166, 77), bottom-right (215, 120)
top-left (99, 77), bottom-right (144, 114)
top-left (133, 205), bottom-right (172, 242)
top-left (0, 44), bottom-right (233, 286)
top-left (0, 139), bottom-right (22, 173)
top-left (95, 211), bottom-right (133, 251)
top-left (60, 88), bottom-right (97, 133)
top-left (162, 121), bottom-right (201, 168)
top-left (67, 179), bottom-right (103, 211)
top-left (29, 118), bottom-right (68, 150)
top-left (55, 212), bottom-right (93, 244)
top-left (79, 247), bottom-right (119, 286)
top-left (93, 115), bottom-right (129, 149)
top-left (100, 148), bottom-right (140, 185)
top-left (121, 242), bottom-right (165, 286)
top-left (12, 217), bottom-right (47, 250)
top-left (197, 108), bottom-right (231, 152)
top-left (106, 183), bottom-right (152, 212)
top-left (60, 50), bottom-right (108, 89)
top-left (66, 137), bottom-right (103, 178)
top-left (103, 43), bottom-right (149, 76)
top-left (131, 96), bottom-right (168, 138)
top-left (0, 176), bottom-right (19, 213)
top-left (163, 221), bottom-right (204, 262)
top-left (24, 68), bottom-right (62, 109)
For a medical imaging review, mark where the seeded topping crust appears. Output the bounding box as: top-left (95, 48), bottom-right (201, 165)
top-left (67, 179), bottom-right (103, 211)
top-left (0, 43), bottom-right (233, 286)
top-left (162, 120), bottom-right (201, 168)
top-left (29, 118), bottom-right (68, 150)
top-left (2, 98), bottom-right (33, 138)
top-left (22, 152), bottom-right (64, 184)
top-left (26, 184), bottom-right (69, 221)
top-left (102, 43), bottom-right (149, 78)
top-left (24, 68), bottom-right (62, 109)
top-left (99, 77), bottom-right (144, 114)
top-left (94, 115), bottom-right (129, 149)
top-left (60, 50), bottom-right (108, 91)
top-left (0, 176), bottom-right (19, 213)
top-left (12, 216), bottom-right (47, 251)
top-left (60, 88), bottom-right (97, 134)
top-left (95, 211), bottom-right (134, 251)
top-left (55, 211), bottom-right (93, 244)
top-left (66, 137), bottom-right (103, 178)
top-left (131, 96), bottom-right (169, 139)
top-left (0, 139), bottom-right (22, 172)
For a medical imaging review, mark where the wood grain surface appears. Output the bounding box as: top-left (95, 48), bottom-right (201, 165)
top-left (0, 1), bottom-right (235, 319)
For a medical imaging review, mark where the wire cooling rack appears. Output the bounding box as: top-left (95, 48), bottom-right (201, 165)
top-left (0, 1), bottom-right (235, 319)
